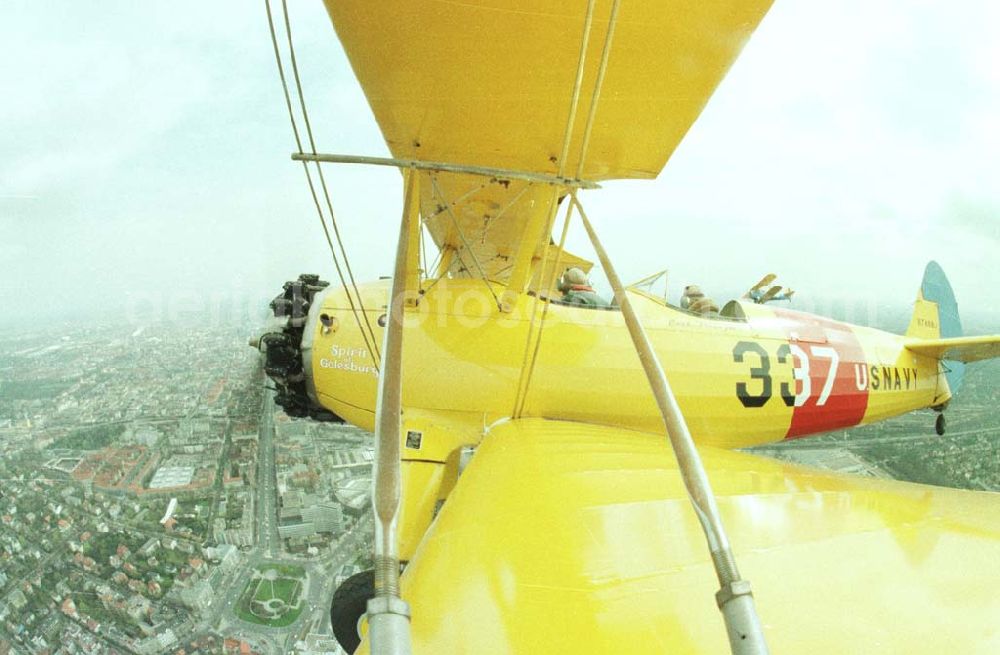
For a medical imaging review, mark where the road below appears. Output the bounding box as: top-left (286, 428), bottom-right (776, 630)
top-left (198, 388), bottom-right (373, 653)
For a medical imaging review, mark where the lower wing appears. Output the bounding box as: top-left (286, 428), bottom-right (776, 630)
top-left (359, 418), bottom-right (1000, 654)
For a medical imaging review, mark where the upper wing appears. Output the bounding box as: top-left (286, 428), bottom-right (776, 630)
top-left (906, 335), bottom-right (1000, 363)
top-left (322, 0), bottom-right (774, 181)
top-left (322, 1), bottom-right (774, 283)
top-left (360, 418), bottom-right (1000, 654)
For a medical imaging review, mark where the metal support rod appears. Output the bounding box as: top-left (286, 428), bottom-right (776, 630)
top-left (499, 190), bottom-right (559, 313)
top-left (573, 195), bottom-right (769, 655)
top-left (291, 152), bottom-right (600, 189)
top-left (575, 0), bottom-right (621, 178)
top-left (404, 181), bottom-right (422, 306)
top-left (513, 196), bottom-right (576, 417)
top-left (557, 0), bottom-right (597, 177)
top-left (368, 171), bottom-right (418, 655)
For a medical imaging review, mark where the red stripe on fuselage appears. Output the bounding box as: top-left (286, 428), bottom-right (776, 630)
top-left (773, 309), bottom-right (870, 439)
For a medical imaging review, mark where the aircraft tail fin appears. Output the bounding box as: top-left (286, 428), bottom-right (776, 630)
top-left (904, 261), bottom-right (965, 393)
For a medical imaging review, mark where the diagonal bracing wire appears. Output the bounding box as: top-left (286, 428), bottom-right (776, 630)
top-left (421, 178), bottom-right (530, 288)
top-left (515, 0), bottom-right (623, 417)
top-left (274, 0), bottom-right (383, 364)
top-left (423, 179), bottom-right (489, 223)
top-left (512, 0), bottom-right (598, 417)
top-left (513, 198), bottom-right (575, 417)
top-left (477, 181), bottom-right (533, 245)
top-left (429, 175), bottom-right (503, 310)
top-left (264, 0), bottom-right (380, 369)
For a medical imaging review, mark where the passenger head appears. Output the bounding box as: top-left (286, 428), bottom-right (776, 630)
top-left (681, 284), bottom-right (704, 309)
top-left (559, 267), bottom-right (589, 292)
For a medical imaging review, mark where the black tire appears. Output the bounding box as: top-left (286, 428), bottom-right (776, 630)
top-left (935, 413), bottom-right (946, 436)
top-left (331, 569), bottom-right (374, 653)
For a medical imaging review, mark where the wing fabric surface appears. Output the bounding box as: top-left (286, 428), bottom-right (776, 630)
top-left (906, 335), bottom-right (1000, 364)
top-left (358, 419), bottom-right (1000, 654)
top-left (322, 1), bottom-right (774, 282)
top-left (322, 0), bottom-right (773, 181)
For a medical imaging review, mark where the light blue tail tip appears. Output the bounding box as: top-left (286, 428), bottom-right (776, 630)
top-left (922, 260), bottom-right (964, 394)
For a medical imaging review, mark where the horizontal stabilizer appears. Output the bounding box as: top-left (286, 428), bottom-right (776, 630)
top-left (906, 335), bottom-right (1000, 363)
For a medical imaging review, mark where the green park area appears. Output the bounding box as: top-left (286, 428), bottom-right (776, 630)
top-left (235, 564), bottom-right (307, 627)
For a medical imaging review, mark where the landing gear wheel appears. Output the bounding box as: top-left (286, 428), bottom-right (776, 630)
top-left (935, 413), bottom-right (946, 436)
top-left (331, 569), bottom-right (374, 653)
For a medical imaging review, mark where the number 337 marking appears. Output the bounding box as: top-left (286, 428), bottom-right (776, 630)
top-left (732, 341), bottom-right (840, 409)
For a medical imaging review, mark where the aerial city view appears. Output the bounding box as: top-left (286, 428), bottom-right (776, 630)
top-left (1, 313), bottom-right (996, 654)
top-left (3, 1), bottom-right (999, 654)
top-left (0, 324), bottom-right (374, 654)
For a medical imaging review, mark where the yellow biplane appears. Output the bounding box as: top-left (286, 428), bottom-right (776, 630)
top-left (254, 1), bottom-right (1000, 653)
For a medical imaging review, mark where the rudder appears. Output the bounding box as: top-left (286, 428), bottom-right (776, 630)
top-left (906, 261), bottom-right (964, 393)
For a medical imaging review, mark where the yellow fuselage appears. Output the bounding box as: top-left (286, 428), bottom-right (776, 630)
top-left (309, 279), bottom-right (943, 449)
top-left (300, 278), bottom-right (947, 559)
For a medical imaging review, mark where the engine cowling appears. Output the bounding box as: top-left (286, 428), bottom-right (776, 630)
top-left (253, 273), bottom-right (342, 421)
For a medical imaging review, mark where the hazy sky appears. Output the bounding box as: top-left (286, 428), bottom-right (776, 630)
top-left (2, 1), bottom-right (998, 328)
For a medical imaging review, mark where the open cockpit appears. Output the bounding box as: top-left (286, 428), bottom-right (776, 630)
top-left (625, 269), bottom-right (749, 322)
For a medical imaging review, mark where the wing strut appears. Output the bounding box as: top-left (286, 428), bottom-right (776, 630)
top-left (574, 194), bottom-right (770, 655)
top-left (367, 171), bottom-right (420, 654)
top-left (292, 152), bottom-right (598, 189)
